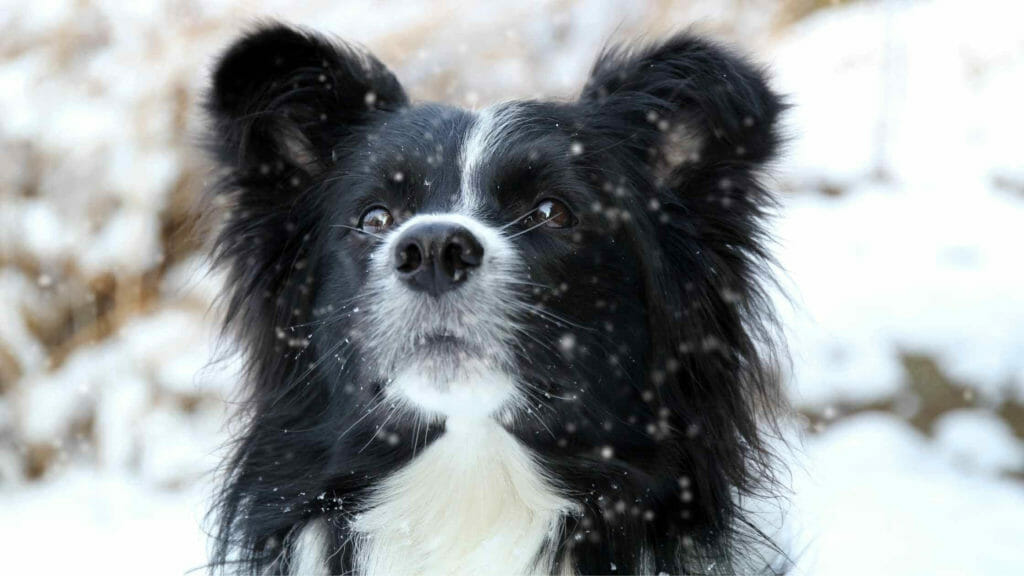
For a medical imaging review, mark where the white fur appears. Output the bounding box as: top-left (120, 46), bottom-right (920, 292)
top-left (289, 520), bottom-right (330, 576)
top-left (350, 415), bottom-right (576, 576)
top-left (388, 362), bottom-right (518, 420)
top-left (459, 103), bottom-right (521, 214)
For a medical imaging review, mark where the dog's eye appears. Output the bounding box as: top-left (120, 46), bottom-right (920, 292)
top-left (360, 206), bottom-right (394, 233)
top-left (524, 199), bottom-right (577, 229)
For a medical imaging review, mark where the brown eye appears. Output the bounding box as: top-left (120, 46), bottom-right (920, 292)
top-left (530, 198), bottom-right (577, 229)
top-left (359, 206), bottom-right (394, 234)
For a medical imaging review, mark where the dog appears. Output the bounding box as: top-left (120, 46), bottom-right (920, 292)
top-left (203, 22), bottom-right (787, 575)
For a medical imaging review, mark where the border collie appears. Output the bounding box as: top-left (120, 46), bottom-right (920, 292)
top-left (203, 22), bottom-right (787, 575)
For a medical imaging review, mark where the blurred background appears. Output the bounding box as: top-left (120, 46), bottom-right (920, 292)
top-left (1, 0), bottom-right (1022, 574)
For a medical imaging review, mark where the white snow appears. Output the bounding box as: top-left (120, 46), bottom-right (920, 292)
top-left (0, 470), bottom-right (215, 576)
top-left (932, 409), bottom-right (1024, 475)
top-left (787, 414), bottom-right (1024, 576)
top-left (778, 183), bottom-right (1024, 405)
top-left (773, 0), bottom-right (1024, 405)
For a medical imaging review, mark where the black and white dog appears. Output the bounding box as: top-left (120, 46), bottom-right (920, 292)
top-left (204, 22), bottom-right (787, 575)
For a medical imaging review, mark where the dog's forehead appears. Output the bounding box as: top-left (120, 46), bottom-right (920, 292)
top-left (366, 102), bottom-right (555, 214)
top-left (454, 103), bottom-right (514, 213)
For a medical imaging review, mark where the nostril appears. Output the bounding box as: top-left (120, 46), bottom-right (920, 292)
top-left (396, 241), bottom-right (423, 274)
top-left (443, 243), bottom-right (463, 270)
top-left (447, 233), bottom-right (483, 270)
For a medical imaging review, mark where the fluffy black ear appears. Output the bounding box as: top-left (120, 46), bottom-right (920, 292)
top-left (202, 24), bottom-right (406, 400)
top-left (207, 23), bottom-right (407, 180)
top-left (580, 34), bottom-right (784, 184)
top-left (580, 36), bottom-right (788, 556)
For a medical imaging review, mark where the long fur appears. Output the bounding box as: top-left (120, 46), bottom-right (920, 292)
top-left (202, 22), bottom-right (788, 575)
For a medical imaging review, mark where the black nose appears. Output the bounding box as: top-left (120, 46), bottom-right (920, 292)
top-left (393, 222), bottom-right (484, 296)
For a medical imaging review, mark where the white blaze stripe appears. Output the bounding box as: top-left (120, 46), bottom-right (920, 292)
top-left (458, 103), bottom-right (521, 215)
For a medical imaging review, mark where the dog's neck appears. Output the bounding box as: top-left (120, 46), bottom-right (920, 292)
top-left (351, 417), bottom-right (575, 575)
top-left (292, 416), bottom-right (575, 576)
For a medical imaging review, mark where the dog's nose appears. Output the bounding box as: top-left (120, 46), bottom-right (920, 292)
top-left (393, 222), bottom-right (484, 296)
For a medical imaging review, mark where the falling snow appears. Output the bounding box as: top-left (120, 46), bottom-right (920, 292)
top-left (1, 1), bottom-right (1022, 575)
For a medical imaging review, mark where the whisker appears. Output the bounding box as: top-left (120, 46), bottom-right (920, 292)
top-left (288, 294), bottom-right (365, 329)
top-left (505, 215), bottom-right (558, 239)
top-left (411, 413), bottom-right (423, 458)
top-left (335, 386), bottom-right (389, 443)
top-left (271, 338), bottom-right (350, 411)
top-left (510, 301), bottom-right (596, 332)
top-left (358, 400), bottom-right (403, 454)
top-left (517, 377), bottom-right (571, 406)
top-left (516, 391), bottom-right (557, 439)
top-left (331, 224), bottom-right (385, 240)
top-left (499, 206), bottom-right (540, 231)
top-left (506, 279), bottom-right (554, 290)
top-left (507, 323), bottom-right (561, 359)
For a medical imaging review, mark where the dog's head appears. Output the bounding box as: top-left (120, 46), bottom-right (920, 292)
top-left (206, 22), bottom-right (785, 571)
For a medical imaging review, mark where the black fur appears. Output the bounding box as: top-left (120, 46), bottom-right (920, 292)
top-left (203, 22), bottom-right (787, 575)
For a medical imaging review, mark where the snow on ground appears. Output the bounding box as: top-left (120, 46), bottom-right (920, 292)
top-left (778, 184), bottom-right (1024, 406)
top-left (1, 0), bottom-right (1022, 574)
top-left (788, 414), bottom-right (1024, 576)
top-left (0, 470), bottom-right (215, 575)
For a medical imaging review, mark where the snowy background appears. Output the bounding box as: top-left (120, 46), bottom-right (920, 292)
top-left (1, 0), bottom-right (1022, 574)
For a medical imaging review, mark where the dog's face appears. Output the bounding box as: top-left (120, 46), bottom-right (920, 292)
top-left (206, 24), bottom-right (784, 573)
top-left (312, 101), bottom-right (651, 420)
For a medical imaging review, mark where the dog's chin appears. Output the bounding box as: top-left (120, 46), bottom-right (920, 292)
top-left (410, 333), bottom-right (479, 362)
top-left (384, 338), bottom-right (518, 421)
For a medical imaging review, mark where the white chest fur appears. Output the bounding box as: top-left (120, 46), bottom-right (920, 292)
top-left (348, 418), bottom-right (576, 576)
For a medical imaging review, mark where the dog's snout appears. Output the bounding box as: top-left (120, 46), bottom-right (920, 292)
top-left (393, 222), bottom-right (483, 296)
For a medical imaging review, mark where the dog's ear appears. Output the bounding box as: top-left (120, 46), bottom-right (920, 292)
top-left (207, 23), bottom-right (407, 183)
top-left (580, 36), bottom-right (787, 510)
top-left (202, 24), bottom-right (407, 378)
top-left (579, 34), bottom-right (783, 185)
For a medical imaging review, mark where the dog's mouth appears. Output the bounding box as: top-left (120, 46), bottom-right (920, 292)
top-left (411, 331), bottom-right (473, 356)
top-left (386, 328), bottom-right (517, 418)
top-left (419, 332), bottom-right (460, 346)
